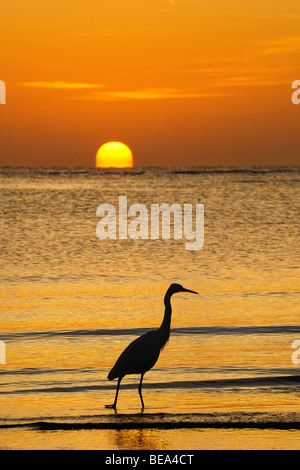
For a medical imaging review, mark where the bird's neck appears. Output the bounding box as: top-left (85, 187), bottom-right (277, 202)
top-left (159, 291), bottom-right (173, 342)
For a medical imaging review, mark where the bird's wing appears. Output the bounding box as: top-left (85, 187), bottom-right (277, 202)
top-left (108, 330), bottom-right (161, 379)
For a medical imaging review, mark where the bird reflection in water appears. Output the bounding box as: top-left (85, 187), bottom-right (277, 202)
top-left (111, 427), bottom-right (164, 450)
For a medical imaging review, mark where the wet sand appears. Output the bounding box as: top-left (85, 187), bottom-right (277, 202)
top-left (1, 411), bottom-right (300, 431)
top-left (1, 411), bottom-right (300, 450)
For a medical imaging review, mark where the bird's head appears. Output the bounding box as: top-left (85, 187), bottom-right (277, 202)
top-left (168, 283), bottom-right (198, 296)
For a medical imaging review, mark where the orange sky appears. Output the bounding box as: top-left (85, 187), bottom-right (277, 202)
top-left (1, 0), bottom-right (300, 167)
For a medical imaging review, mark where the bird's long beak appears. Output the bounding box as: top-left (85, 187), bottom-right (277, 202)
top-left (182, 287), bottom-right (198, 295)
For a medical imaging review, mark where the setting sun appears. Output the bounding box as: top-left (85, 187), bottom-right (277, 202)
top-left (95, 142), bottom-right (134, 168)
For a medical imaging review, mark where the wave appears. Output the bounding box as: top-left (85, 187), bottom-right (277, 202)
top-left (0, 167), bottom-right (145, 177)
top-left (236, 180), bottom-right (300, 184)
top-left (172, 167), bottom-right (300, 175)
top-left (2, 325), bottom-right (300, 342)
top-left (1, 375), bottom-right (299, 396)
top-left (1, 410), bottom-right (300, 430)
top-left (1, 166), bottom-right (299, 177)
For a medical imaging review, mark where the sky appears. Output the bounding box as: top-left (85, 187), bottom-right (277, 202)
top-left (1, 0), bottom-right (300, 167)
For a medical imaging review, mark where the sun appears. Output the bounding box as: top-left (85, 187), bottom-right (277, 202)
top-left (95, 142), bottom-right (134, 168)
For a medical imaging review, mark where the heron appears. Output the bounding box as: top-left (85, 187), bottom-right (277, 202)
top-left (105, 283), bottom-right (198, 409)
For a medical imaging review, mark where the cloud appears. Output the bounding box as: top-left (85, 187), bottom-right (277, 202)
top-left (21, 81), bottom-right (103, 89)
top-left (213, 76), bottom-right (290, 87)
top-left (20, 82), bottom-right (234, 100)
top-left (179, 61), bottom-right (294, 88)
top-left (76, 88), bottom-right (233, 101)
top-left (259, 36), bottom-right (300, 55)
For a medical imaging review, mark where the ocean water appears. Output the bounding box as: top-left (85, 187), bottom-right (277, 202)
top-left (0, 166), bottom-right (300, 450)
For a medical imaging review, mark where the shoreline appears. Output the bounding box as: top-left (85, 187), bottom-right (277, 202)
top-left (1, 411), bottom-right (300, 431)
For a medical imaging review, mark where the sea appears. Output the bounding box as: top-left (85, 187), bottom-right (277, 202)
top-left (0, 166), bottom-right (299, 450)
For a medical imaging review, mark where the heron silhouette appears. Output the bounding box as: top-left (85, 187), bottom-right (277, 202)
top-left (105, 283), bottom-right (198, 409)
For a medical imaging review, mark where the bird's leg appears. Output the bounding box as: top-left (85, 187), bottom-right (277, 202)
top-left (138, 373), bottom-right (145, 409)
top-left (105, 376), bottom-right (122, 409)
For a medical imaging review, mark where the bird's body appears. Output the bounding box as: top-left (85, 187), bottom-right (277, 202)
top-left (106, 283), bottom-right (198, 409)
top-left (108, 329), bottom-right (165, 380)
